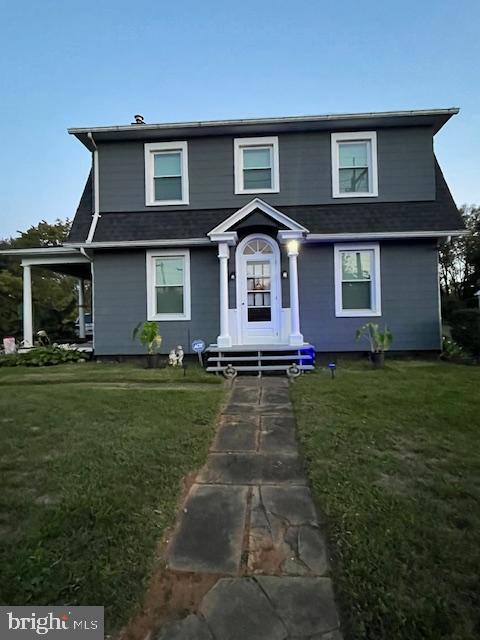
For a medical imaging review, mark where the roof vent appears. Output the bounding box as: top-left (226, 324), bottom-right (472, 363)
top-left (132, 114), bottom-right (145, 125)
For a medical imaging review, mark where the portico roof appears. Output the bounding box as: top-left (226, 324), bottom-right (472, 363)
top-left (207, 198), bottom-right (309, 239)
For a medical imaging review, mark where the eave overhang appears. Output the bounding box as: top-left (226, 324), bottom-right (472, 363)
top-left (69, 108), bottom-right (460, 151)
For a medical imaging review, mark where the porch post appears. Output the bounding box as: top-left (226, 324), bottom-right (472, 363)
top-left (217, 242), bottom-right (232, 348)
top-left (78, 279), bottom-right (86, 340)
top-left (287, 241), bottom-right (304, 346)
top-left (22, 263), bottom-right (33, 347)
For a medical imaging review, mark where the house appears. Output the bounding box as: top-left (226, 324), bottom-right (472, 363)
top-left (4, 108), bottom-right (466, 373)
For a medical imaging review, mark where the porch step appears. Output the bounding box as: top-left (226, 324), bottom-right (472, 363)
top-left (205, 344), bottom-right (315, 377)
top-left (207, 343), bottom-right (315, 352)
top-left (208, 355), bottom-right (313, 362)
top-left (206, 364), bottom-right (315, 373)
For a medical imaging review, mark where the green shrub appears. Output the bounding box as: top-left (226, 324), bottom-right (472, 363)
top-left (0, 347), bottom-right (85, 367)
top-left (450, 309), bottom-right (480, 359)
top-left (441, 336), bottom-right (467, 362)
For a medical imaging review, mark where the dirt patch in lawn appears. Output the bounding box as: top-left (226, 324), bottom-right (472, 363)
top-left (118, 470), bottom-right (219, 640)
top-left (118, 568), bottom-right (219, 640)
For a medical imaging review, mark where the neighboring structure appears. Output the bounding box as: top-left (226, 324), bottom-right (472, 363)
top-left (2, 108), bottom-right (466, 367)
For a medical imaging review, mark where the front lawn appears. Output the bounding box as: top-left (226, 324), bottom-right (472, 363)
top-left (291, 360), bottom-right (480, 640)
top-left (0, 361), bottom-right (220, 385)
top-left (0, 364), bottom-right (224, 634)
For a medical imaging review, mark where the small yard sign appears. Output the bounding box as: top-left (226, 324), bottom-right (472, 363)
top-left (192, 339), bottom-right (206, 365)
top-left (192, 339), bottom-right (206, 353)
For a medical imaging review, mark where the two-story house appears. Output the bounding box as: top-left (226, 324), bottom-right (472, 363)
top-left (7, 108), bottom-right (465, 373)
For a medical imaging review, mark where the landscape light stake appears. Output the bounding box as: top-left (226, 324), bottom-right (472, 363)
top-left (328, 362), bottom-right (336, 379)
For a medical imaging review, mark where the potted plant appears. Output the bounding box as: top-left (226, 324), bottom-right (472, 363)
top-left (355, 323), bottom-right (393, 368)
top-left (132, 321), bottom-right (162, 368)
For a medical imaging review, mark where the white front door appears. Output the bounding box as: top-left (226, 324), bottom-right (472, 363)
top-left (236, 234), bottom-right (281, 345)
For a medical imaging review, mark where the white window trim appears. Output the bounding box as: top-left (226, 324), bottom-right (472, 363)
top-left (334, 243), bottom-right (382, 317)
top-left (146, 249), bottom-right (191, 321)
top-left (144, 141), bottom-right (189, 206)
top-left (234, 136), bottom-right (280, 194)
top-left (331, 131), bottom-right (378, 198)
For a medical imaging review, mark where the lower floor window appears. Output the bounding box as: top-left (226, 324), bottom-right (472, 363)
top-left (334, 243), bottom-right (381, 317)
top-left (147, 250), bottom-right (191, 321)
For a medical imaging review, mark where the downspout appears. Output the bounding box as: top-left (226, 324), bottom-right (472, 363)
top-left (86, 132), bottom-right (100, 244)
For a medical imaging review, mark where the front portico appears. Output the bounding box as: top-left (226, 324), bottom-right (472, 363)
top-left (208, 198), bottom-right (308, 349)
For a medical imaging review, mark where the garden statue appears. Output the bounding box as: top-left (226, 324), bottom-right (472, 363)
top-left (169, 349), bottom-right (178, 366)
top-left (176, 345), bottom-right (184, 366)
top-left (37, 330), bottom-right (50, 346)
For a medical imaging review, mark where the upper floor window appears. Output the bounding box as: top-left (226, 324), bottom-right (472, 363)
top-left (331, 132), bottom-right (378, 198)
top-left (234, 136), bottom-right (280, 194)
top-left (334, 243), bottom-right (381, 317)
top-left (144, 141), bottom-right (189, 206)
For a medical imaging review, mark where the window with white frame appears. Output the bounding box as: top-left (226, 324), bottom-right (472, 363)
top-left (331, 132), bottom-right (378, 198)
top-left (146, 250), bottom-right (191, 320)
top-left (144, 142), bottom-right (189, 206)
top-left (234, 137), bottom-right (280, 194)
top-left (334, 243), bottom-right (381, 317)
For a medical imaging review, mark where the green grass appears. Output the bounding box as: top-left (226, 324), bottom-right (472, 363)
top-left (0, 364), bottom-right (224, 633)
top-left (291, 359), bottom-right (480, 640)
top-left (0, 361), bottom-right (221, 386)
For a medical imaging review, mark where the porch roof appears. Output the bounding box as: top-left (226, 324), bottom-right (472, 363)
top-left (0, 246), bottom-right (91, 278)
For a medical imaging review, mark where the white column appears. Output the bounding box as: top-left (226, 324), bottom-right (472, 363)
top-left (22, 264), bottom-right (33, 347)
top-left (287, 241), bottom-right (304, 346)
top-left (217, 242), bottom-right (232, 348)
top-left (78, 279), bottom-right (86, 340)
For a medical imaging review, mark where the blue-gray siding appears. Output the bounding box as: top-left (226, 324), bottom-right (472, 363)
top-left (98, 127), bottom-right (435, 213)
top-left (93, 248), bottom-right (219, 355)
top-left (93, 240), bottom-right (440, 355)
top-left (299, 240), bottom-right (441, 351)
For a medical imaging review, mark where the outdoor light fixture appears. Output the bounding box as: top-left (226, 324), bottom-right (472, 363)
top-left (229, 272), bottom-right (236, 281)
top-left (328, 362), bottom-right (337, 379)
top-left (287, 239), bottom-right (299, 254)
top-left (282, 270), bottom-right (288, 279)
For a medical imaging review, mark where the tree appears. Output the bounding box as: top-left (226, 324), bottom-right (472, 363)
top-left (439, 205), bottom-right (480, 317)
top-left (0, 219), bottom-right (80, 341)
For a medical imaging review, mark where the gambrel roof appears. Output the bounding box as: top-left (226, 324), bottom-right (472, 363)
top-left (67, 161), bottom-right (465, 246)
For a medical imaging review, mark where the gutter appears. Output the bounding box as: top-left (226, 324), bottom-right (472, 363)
top-left (63, 228), bottom-right (469, 251)
top-left (64, 238), bottom-right (211, 249)
top-left (67, 108), bottom-right (460, 136)
top-left (305, 229), bottom-right (468, 241)
top-left (85, 132), bottom-right (100, 244)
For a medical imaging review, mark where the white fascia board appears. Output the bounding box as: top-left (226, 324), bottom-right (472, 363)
top-left (64, 238), bottom-right (211, 249)
top-left (306, 229), bottom-right (468, 242)
top-left (21, 255), bottom-right (91, 267)
top-left (67, 108), bottom-right (460, 136)
top-left (208, 198), bottom-right (308, 235)
top-left (0, 246), bottom-right (81, 256)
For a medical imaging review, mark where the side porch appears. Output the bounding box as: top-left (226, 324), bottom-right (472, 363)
top-left (0, 246), bottom-right (93, 351)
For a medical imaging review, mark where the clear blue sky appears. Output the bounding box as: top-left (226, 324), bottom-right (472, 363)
top-left (0, 0), bottom-right (478, 238)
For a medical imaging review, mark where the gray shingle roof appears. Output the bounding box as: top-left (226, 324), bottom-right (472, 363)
top-left (67, 162), bottom-right (464, 244)
top-left (68, 171), bottom-right (93, 243)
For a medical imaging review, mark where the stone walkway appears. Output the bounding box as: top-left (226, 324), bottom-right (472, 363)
top-left (158, 377), bottom-right (343, 640)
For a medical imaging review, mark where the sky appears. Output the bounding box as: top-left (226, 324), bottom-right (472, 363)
top-left (0, 0), bottom-right (479, 238)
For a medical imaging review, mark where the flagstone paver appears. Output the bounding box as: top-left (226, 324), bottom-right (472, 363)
top-left (160, 377), bottom-right (343, 640)
top-left (167, 484), bottom-right (248, 574)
